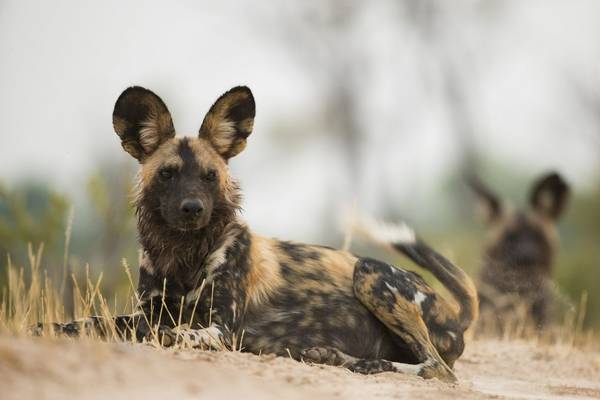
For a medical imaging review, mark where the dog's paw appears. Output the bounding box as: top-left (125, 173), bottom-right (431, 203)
top-left (348, 359), bottom-right (395, 374)
top-left (153, 326), bottom-right (177, 347)
top-left (301, 347), bottom-right (349, 366)
top-left (61, 321), bottom-right (86, 337)
top-left (28, 322), bottom-right (49, 336)
top-left (417, 359), bottom-right (457, 383)
top-left (152, 325), bottom-right (224, 349)
top-left (176, 326), bottom-right (224, 349)
top-left (28, 322), bottom-right (73, 337)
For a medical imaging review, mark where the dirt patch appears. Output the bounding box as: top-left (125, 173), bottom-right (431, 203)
top-left (1, 336), bottom-right (599, 400)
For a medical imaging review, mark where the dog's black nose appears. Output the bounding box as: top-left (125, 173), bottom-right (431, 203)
top-left (180, 199), bottom-right (203, 216)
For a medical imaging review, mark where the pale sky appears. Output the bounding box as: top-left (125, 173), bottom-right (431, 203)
top-left (1, 0), bottom-right (599, 241)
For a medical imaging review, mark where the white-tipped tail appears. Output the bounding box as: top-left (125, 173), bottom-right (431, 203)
top-left (346, 209), bottom-right (416, 247)
top-left (346, 208), bottom-right (478, 331)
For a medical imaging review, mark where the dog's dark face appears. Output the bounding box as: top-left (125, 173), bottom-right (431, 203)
top-left (112, 86), bottom-right (255, 231)
top-left (486, 211), bottom-right (554, 271)
top-left (469, 173), bottom-right (570, 274)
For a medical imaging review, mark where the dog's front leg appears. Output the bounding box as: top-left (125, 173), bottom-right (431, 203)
top-left (169, 227), bottom-right (252, 350)
top-left (30, 313), bottom-right (143, 340)
top-left (153, 226), bottom-right (252, 350)
top-left (146, 273), bottom-right (244, 349)
top-left (185, 266), bottom-right (247, 349)
top-left (129, 226), bottom-right (252, 349)
top-left (132, 262), bottom-right (247, 349)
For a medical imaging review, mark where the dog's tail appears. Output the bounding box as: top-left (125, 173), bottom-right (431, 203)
top-left (349, 214), bottom-right (478, 331)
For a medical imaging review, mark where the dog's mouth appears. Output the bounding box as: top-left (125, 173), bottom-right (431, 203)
top-left (169, 214), bottom-right (212, 232)
top-left (173, 222), bottom-right (204, 232)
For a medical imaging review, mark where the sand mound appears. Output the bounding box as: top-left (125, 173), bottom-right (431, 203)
top-left (1, 336), bottom-right (599, 400)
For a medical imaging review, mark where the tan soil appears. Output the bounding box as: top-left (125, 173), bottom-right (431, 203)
top-left (1, 336), bottom-right (599, 400)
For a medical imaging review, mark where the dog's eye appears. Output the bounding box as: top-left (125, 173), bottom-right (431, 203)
top-left (159, 169), bottom-right (174, 180)
top-left (205, 170), bottom-right (217, 182)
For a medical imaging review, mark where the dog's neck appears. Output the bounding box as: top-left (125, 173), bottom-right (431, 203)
top-left (481, 256), bottom-right (552, 294)
top-left (135, 199), bottom-right (240, 277)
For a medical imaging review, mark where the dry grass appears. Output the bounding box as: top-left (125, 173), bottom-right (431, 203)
top-left (0, 236), bottom-right (597, 351)
top-left (0, 242), bottom-right (235, 353)
top-left (1, 243), bottom-right (127, 338)
top-left (473, 287), bottom-right (597, 350)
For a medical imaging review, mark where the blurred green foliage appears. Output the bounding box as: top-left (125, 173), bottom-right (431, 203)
top-left (0, 163), bottom-right (138, 302)
top-left (82, 167), bottom-right (137, 267)
top-left (555, 190), bottom-right (600, 328)
top-left (74, 165), bottom-right (138, 294)
top-left (0, 181), bottom-right (68, 268)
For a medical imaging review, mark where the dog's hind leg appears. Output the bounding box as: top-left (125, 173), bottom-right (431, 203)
top-left (300, 346), bottom-right (441, 377)
top-left (353, 258), bottom-right (457, 382)
top-left (300, 346), bottom-right (424, 375)
top-left (301, 347), bottom-right (395, 373)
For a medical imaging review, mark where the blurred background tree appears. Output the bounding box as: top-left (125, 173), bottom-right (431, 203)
top-left (0, 182), bottom-right (68, 281)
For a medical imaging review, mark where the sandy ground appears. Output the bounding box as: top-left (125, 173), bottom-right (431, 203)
top-left (1, 336), bottom-right (599, 400)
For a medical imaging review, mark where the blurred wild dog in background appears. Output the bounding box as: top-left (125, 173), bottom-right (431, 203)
top-left (468, 173), bottom-right (570, 333)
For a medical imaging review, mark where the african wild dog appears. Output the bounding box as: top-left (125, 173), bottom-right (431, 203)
top-left (468, 173), bottom-right (570, 332)
top-left (38, 86), bottom-right (478, 382)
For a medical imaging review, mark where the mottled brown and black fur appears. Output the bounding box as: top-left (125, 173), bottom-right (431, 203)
top-left (468, 173), bottom-right (570, 332)
top-left (40, 86), bottom-right (479, 382)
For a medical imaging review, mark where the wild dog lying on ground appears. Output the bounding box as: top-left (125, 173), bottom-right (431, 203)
top-left (37, 86), bottom-right (478, 382)
top-left (468, 173), bottom-right (570, 332)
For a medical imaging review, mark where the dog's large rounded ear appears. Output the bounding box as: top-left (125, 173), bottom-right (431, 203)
top-left (199, 86), bottom-right (255, 160)
top-left (466, 175), bottom-right (503, 224)
top-left (530, 172), bottom-right (570, 220)
top-left (112, 86), bottom-right (176, 161)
